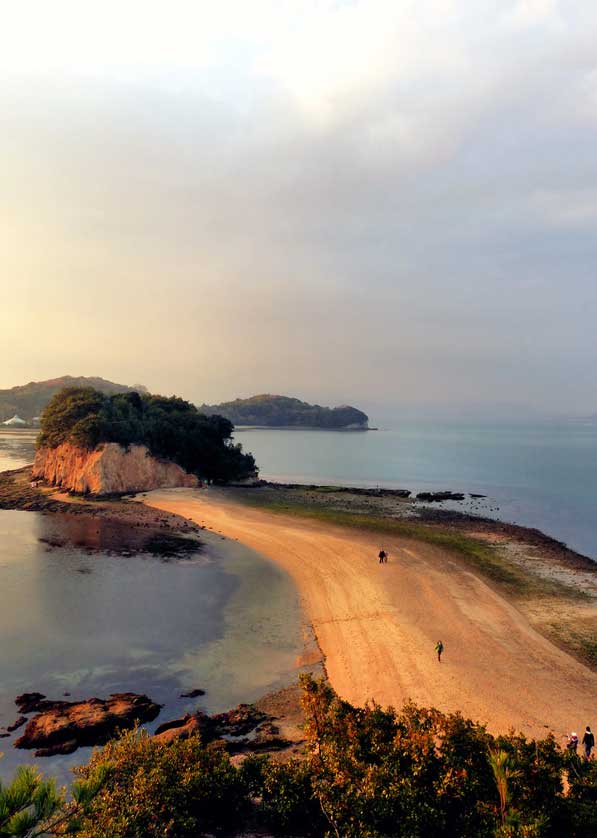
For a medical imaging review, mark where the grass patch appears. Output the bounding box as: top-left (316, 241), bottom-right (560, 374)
top-left (538, 617), bottom-right (597, 670)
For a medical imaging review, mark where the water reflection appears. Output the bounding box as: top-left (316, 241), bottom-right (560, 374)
top-left (0, 509), bottom-right (302, 785)
top-left (36, 512), bottom-right (203, 558)
top-left (0, 429), bottom-right (37, 472)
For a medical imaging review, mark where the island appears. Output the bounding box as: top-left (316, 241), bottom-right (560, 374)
top-left (32, 386), bottom-right (257, 494)
top-left (198, 394), bottom-right (369, 429)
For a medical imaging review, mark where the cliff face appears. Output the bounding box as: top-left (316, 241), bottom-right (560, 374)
top-left (32, 442), bottom-right (199, 495)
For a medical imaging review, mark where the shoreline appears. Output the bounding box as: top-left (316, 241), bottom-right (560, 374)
top-left (234, 425), bottom-right (374, 431)
top-left (0, 468), bottom-right (314, 769)
top-left (137, 484), bottom-right (597, 741)
top-left (0, 465), bottom-right (204, 547)
top-left (2, 467), bottom-right (596, 740)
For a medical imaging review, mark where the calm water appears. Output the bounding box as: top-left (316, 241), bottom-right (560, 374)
top-left (235, 421), bottom-right (597, 560)
top-left (0, 432), bottom-right (302, 782)
top-left (0, 429), bottom-right (38, 473)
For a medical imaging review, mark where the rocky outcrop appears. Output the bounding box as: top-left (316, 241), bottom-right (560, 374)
top-left (179, 688), bottom-right (206, 698)
top-left (14, 692), bottom-right (161, 756)
top-left (416, 491), bottom-right (465, 502)
top-left (154, 712), bottom-right (213, 745)
top-left (153, 703), bottom-right (281, 754)
top-left (32, 442), bottom-right (199, 495)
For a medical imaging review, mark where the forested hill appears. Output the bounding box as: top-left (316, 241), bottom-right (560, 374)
top-left (199, 394), bottom-right (369, 429)
top-left (0, 376), bottom-right (147, 422)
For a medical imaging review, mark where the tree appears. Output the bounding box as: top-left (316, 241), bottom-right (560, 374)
top-left (489, 748), bottom-right (521, 829)
top-left (0, 765), bottom-right (61, 837)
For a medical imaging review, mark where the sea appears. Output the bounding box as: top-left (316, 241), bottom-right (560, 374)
top-left (234, 420), bottom-right (597, 561)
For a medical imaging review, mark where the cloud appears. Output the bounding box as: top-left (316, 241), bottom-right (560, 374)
top-left (1, 1), bottom-right (597, 414)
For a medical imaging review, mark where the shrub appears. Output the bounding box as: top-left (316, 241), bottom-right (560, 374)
top-left (71, 729), bottom-right (249, 837)
top-left (241, 755), bottom-right (325, 836)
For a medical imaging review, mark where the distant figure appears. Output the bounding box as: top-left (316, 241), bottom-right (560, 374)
top-left (378, 549), bottom-right (387, 564)
top-left (566, 732), bottom-right (579, 753)
top-left (582, 726), bottom-right (594, 760)
top-left (435, 640), bottom-right (444, 662)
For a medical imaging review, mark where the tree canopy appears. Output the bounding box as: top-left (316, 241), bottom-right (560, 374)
top-left (37, 387), bottom-right (256, 483)
top-left (199, 394), bottom-right (369, 429)
top-left (0, 376), bottom-right (145, 423)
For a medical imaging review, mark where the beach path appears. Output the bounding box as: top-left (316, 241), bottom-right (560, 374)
top-left (140, 488), bottom-right (597, 740)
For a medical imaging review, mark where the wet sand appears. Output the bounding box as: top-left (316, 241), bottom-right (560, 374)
top-left (140, 487), bottom-right (597, 741)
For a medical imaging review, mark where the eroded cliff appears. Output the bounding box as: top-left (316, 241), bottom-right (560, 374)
top-left (32, 442), bottom-right (199, 495)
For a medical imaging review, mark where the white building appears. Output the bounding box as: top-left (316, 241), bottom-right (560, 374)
top-left (2, 415), bottom-right (27, 426)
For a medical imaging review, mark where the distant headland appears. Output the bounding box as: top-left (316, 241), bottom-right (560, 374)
top-left (0, 376), bottom-right (147, 426)
top-left (199, 394), bottom-right (369, 430)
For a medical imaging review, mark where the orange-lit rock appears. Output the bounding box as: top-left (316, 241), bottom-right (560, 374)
top-left (32, 442), bottom-right (199, 495)
top-left (14, 693), bottom-right (161, 756)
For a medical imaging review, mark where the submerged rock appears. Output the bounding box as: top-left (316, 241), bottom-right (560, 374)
top-left (179, 688), bottom-right (206, 698)
top-left (14, 692), bottom-right (161, 757)
top-left (6, 715), bottom-right (28, 733)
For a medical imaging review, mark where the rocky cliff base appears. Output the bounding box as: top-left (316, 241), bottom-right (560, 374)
top-left (32, 442), bottom-right (199, 495)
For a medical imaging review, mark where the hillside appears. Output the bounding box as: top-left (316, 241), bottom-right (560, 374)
top-left (0, 376), bottom-right (147, 422)
top-left (199, 394), bottom-right (369, 429)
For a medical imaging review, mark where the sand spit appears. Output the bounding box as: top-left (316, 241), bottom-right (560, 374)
top-left (139, 488), bottom-right (597, 741)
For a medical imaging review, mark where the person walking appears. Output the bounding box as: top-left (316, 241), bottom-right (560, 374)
top-left (566, 732), bottom-right (579, 753)
top-left (435, 640), bottom-right (444, 663)
top-left (378, 548), bottom-right (387, 564)
top-left (582, 726), bottom-right (594, 760)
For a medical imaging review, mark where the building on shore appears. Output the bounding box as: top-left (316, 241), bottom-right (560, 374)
top-left (2, 415), bottom-right (27, 426)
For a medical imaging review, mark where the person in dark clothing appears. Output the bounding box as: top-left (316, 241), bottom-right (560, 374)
top-left (435, 640), bottom-right (444, 662)
top-left (582, 726), bottom-right (594, 760)
top-left (378, 549), bottom-right (387, 564)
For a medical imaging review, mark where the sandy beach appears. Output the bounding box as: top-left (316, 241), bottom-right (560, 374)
top-left (140, 487), bottom-right (597, 741)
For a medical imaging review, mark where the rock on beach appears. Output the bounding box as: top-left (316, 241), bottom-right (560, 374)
top-left (14, 692), bottom-right (161, 757)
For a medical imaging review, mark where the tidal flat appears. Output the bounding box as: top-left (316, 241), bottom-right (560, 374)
top-left (0, 478), bottom-right (304, 784)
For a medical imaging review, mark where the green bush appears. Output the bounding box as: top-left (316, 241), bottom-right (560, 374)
top-left (241, 755), bottom-right (325, 835)
top-left (71, 730), bottom-right (249, 838)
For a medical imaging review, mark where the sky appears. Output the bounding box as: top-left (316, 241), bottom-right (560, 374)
top-left (1, 0), bottom-right (596, 419)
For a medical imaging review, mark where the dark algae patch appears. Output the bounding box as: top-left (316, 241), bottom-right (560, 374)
top-left (37, 513), bottom-right (202, 559)
top-left (0, 466), bottom-right (204, 558)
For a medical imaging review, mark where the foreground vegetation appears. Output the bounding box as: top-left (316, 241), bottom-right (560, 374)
top-left (2, 676), bottom-right (595, 837)
top-left (38, 387), bottom-right (256, 483)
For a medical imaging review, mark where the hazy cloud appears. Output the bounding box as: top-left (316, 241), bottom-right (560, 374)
top-left (1, 1), bottom-right (597, 417)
